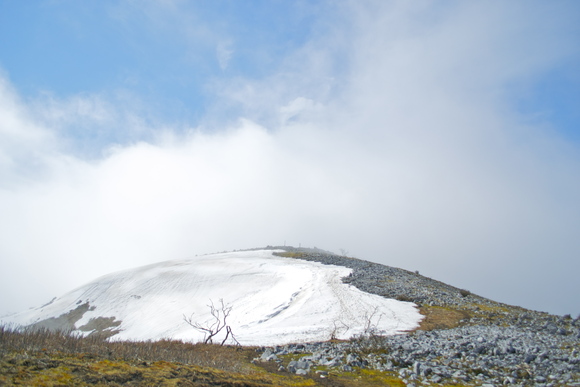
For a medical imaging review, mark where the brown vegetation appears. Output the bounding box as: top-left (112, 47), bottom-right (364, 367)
top-left (0, 352), bottom-right (282, 387)
top-left (0, 326), bottom-right (252, 374)
top-left (1, 326), bottom-right (406, 386)
top-left (415, 306), bottom-right (470, 331)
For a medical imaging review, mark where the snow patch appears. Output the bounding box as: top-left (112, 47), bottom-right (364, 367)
top-left (3, 250), bottom-right (422, 345)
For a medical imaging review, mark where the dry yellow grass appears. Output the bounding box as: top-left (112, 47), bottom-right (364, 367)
top-left (415, 306), bottom-right (471, 331)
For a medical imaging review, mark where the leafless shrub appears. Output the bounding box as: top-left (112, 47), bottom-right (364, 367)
top-left (183, 299), bottom-right (239, 346)
top-left (362, 306), bottom-right (383, 337)
top-left (329, 319), bottom-right (350, 341)
top-left (347, 307), bottom-right (388, 352)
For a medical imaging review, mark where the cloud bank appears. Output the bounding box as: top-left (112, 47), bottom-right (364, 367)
top-left (1, 1), bottom-right (579, 316)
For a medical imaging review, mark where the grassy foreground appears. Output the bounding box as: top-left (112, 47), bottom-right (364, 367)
top-left (0, 302), bottom-right (517, 386)
top-left (0, 326), bottom-right (424, 386)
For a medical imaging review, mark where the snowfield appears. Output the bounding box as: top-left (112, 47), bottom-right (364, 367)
top-left (3, 250), bottom-right (422, 345)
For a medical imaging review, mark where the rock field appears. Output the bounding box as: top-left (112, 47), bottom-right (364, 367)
top-left (254, 247), bottom-right (580, 386)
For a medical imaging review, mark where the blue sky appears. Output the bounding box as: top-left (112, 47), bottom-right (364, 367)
top-left (1, 1), bottom-right (579, 317)
top-left (3, 1), bottom-right (578, 146)
top-left (0, 1), bottom-right (336, 148)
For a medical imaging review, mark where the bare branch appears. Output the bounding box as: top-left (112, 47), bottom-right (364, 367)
top-left (183, 298), bottom-right (237, 345)
top-left (362, 306), bottom-right (384, 337)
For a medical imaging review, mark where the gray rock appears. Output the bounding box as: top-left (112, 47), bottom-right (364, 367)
top-left (346, 353), bottom-right (359, 365)
top-left (524, 354), bottom-right (537, 363)
top-left (412, 361), bottom-right (421, 375)
top-left (295, 360), bottom-right (310, 370)
top-left (323, 357), bottom-right (341, 367)
top-left (260, 349), bottom-right (273, 361)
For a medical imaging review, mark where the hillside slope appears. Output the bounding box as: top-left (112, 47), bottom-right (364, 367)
top-left (1, 246), bottom-right (579, 385)
top-left (2, 249), bottom-right (421, 345)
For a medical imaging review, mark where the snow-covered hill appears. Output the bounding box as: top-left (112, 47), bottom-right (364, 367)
top-left (2, 250), bottom-right (422, 346)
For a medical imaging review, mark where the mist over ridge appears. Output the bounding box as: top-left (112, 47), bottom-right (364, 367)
top-left (0, 1), bottom-right (579, 317)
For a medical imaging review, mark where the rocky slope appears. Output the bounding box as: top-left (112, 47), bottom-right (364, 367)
top-left (255, 247), bottom-right (580, 386)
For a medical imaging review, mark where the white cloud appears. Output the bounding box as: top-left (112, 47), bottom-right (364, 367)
top-left (0, 76), bottom-right (59, 186)
top-left (216, 41), bottom-right (234, 70)
top-left (1, 1), bottom-right (579, 317)
top-left (33, 93), bottom-right (113, 127)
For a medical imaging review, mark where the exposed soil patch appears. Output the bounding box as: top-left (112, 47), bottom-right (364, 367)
top-left (78, 316), bottom-right (122, 338)
top-left (26, 302), bottom-right (94, 332)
